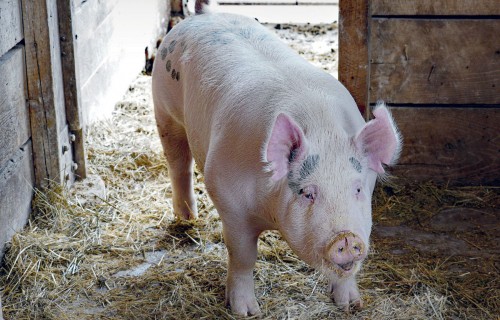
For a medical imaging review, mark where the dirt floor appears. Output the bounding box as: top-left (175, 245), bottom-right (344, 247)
top-left (1, 22), bottom-right (499, 320)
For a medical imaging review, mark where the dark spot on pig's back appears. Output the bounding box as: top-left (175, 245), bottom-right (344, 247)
top-left (171, 68), bottom-right (177, 80)
top-left (160, 47), bottom-right (168, 60)
top-left (166, 60), bottom-right (171, 72)
top-left (169, 40), bottom-right (177, 53)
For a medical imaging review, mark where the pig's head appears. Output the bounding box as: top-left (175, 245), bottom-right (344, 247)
top-left (264, 103), bottom-right (401, 279)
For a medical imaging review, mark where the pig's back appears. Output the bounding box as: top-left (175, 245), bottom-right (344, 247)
top-left (153, 12), bottom-right (362, 171)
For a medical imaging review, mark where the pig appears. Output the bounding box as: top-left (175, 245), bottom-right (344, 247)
top-left (152, 8), bottom-right (401, 317)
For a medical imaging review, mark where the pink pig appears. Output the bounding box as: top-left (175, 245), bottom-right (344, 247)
top-left (152, 10), bottom-right (401, 316)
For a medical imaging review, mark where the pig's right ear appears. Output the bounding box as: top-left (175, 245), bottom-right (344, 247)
top-left (266, 113), bottom-right (306, 181)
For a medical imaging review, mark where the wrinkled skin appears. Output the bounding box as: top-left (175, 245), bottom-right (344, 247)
top-left (152, 12), bottom-right (401, 316)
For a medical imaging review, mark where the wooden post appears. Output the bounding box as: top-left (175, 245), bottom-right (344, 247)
top-left (57, 0), bottom-right (87, 180)
top-left (22, 0), bottom-right (75, 188)
top-left (338, 0), bottom-right (370, 118)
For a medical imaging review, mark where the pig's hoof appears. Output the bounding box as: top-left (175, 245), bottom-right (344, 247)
top-left (226, 293), bottom-right (261, 316)
top-left (173, 203), bottom-right (197, 220)
top-left (341, 298), bottom-right (363, 313)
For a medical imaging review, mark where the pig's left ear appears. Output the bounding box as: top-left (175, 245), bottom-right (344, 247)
top-left (355, 103), bottom-right (402, 174)
top-left (266, 113), bottom-right (307, 181)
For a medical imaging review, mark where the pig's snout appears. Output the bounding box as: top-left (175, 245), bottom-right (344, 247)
top-left (326, 232), bottom-right (367, 272)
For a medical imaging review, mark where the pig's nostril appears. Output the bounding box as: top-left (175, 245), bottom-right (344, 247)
top-left (338, 247), bottom-right (344, 253)
top-left (353, 244), bottom-right (361, 254)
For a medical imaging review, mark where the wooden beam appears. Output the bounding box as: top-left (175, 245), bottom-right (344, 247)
top-left (57, 0), bottom-right (87, 180)
top-left (22, 0), bottom-right (74, 188)
top-left (339, 0), bottom-right (370, 117)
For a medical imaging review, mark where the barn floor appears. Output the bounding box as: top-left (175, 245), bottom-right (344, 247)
top-left (1, 23), bottom-right (499, 319)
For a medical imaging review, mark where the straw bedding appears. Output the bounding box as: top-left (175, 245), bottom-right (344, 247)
top-left (1, 22), bottom-right (498, 319)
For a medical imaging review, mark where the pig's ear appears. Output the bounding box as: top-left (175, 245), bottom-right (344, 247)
top-left (355, 103), bottom-right (402, 174)
top-left (266, 113), bottom-right (306, 181)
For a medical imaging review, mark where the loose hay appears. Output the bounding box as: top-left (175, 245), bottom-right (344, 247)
top-left (1, 23), bottom-right (498, 319)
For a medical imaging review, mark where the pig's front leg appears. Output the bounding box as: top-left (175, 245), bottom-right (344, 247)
top-left (328, 276), bottom-right (363, 311)
top-left (223, 221), bottom-right (261, 316)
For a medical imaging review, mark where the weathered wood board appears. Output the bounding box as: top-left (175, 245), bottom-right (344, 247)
top-left (338, 0), bottom-right (369, 116)
top-left (22, 0), bottom-right (74, 188)
top-left (390, 107), bottom-right (499, 185)
top-left (0, 47), bottom-right (30, 168)
top-left (72, 0), bottom-right (120, 87)
top-left (72, 0), bottom-right (169, 124)
top-left (0, 0), bottom-right (23, 58)
top-left (58, 0), bottom-right (87, 180)
top-left (0, 141), bottom-right (34, 259)
top-left (372, 0), bottom-right (500, 16)
top-left (370, 19), bottom-right (500, 104)
top-left (339, 0), bottom-right (500, 185)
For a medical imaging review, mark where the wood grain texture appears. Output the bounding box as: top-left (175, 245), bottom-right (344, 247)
top-left (75, 0), bottom-right (169, 124)
top-left (0, 140), bottom-right (34, 261)
top-left (57, 0), bottom-right (87, 180)
top-left (0, 47), bottom-right (30, 168)
top-left (372, 0), bottom-right (500, 16)
top-left (22, 0), bottom-right (74, 188)
top-left (339, 0), bottom-right (370, 116)
top-left (72, 0), bottom-right (119, 86)
top-left (389, 107), bottom-right (499, 186)
top-left (370, 19), bottom-right (500, 104)
top-left (0, 0), bottom-right (23, 58)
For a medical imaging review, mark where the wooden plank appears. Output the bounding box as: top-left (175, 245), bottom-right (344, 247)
top-left (0, 140), bottom-right (34, 261)
top-left (0, 46), bottom-right (30, 168)
top-left (389, 107), bottom-right (499, 186)
top-left (72, 0), bottom-right (119, 85)
top-left (0, 0), bottom-right (23, 58)
top-left (22, 0), bottom-right (73, 188)
top-left (339, 0), bottom-right (369, 116)
top-left (57, 0), bottom-right (87, 180)
top-left (77, 0), bottom-right (169, 124)
top-left (372, 0), bottom-right (500, 16)
top-left (370, 19), bottom-right (500, 105)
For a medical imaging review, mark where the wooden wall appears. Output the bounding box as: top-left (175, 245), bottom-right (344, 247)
top-left (339, 0), bottom-right (500, 185)
top-left (0, 0), bottom-right (35, 261)
top-left (0, 0), bottom-right (169, 262)
top-left (72, 0), bottom-right (169, 125)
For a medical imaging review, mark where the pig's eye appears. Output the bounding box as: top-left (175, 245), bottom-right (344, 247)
top-left (299, 185), bottom-right (317, 202)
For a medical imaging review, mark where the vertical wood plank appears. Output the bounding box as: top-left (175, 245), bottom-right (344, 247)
top-left (57, 0), bottom-right (87, 180)
top-left (22, 0), bottom-right (72, 188)
top-left (339, 0), bottom-right (370, 117)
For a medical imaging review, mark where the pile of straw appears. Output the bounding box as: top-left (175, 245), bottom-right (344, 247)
top-left (1, 23), bottom-right (498, 319)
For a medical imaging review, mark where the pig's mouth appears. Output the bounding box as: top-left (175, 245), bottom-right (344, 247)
top-left (338, 261), bottom-right (354, 271)
top-left (321, 259), bottom-right (360, 277)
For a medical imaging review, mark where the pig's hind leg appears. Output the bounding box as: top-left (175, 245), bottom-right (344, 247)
top-left (155, 109), bottom-right (197, 220)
